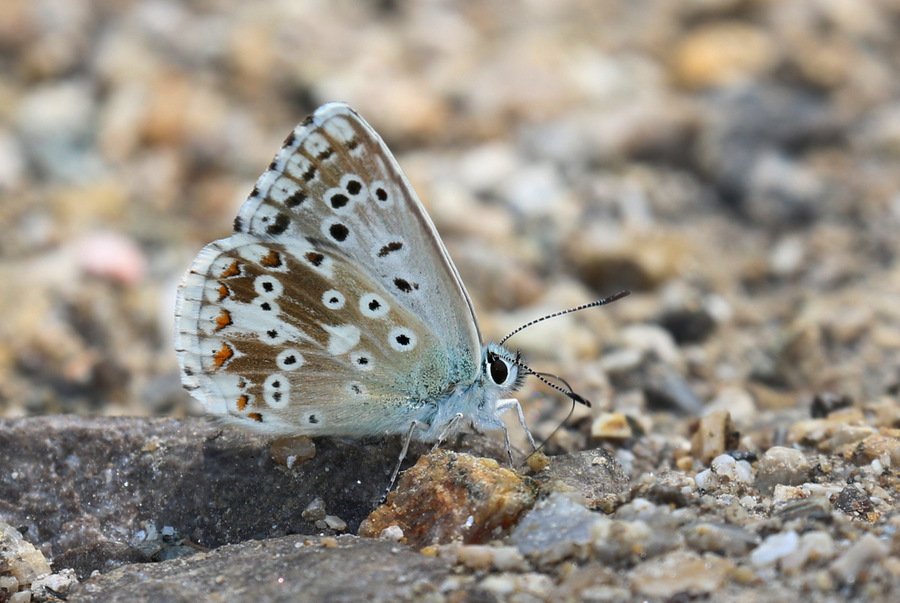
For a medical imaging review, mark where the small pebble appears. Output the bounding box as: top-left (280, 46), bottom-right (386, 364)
top-left (456, 544), bottom-right (495, 571)
top-left (301, 498), bottom-right (327, 522)
top-left (781, 531), bottom-right (835, 572)
top-left (691, 411), bottom-right (738, 464)
top-left (750, 531), bottom-right (799, 568)
top-left (683, 522), bottom-right (758, 556)
top-left (379, 526), bottom-right (404, 542)
top-left (755, 447), bottom-right (810, 495)
top-left (323, 515), bottom-right (347, 531)
top-left (830, 534), bottom-right (889, 583)
top-left (590, 411), bottom-right (633, 440)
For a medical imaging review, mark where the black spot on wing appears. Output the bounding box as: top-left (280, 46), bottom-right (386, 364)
top-left (329, 223), bottom-right (349, 242)
top-left (286, 191), bottom-right (308, 208)
top-left (305, 251), bottom-right (325, 266)
top-left (378, 241), bottom-right (403, 257)
top-left (266, 213), bottom-right (291, 236)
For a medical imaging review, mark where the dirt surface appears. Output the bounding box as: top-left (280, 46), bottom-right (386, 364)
top-left (1, 1), bottom-right (899, 601)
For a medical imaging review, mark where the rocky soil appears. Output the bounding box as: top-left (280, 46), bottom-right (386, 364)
top-left (1, 1), bottom-right (900, 601)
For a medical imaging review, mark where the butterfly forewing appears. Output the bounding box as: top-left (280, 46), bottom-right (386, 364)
top-left (175, 103), bottom-right (482, 435)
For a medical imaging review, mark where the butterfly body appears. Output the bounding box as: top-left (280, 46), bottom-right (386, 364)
top-left (175, 103), bottom-right (530, 447)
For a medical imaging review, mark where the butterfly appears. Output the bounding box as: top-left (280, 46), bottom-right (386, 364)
top-left (174, 103), bottom-right (627, 476)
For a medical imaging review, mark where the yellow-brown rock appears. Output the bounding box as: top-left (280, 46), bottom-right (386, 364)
top-left (690, 410), bottom-right (739, 465)
top-left (359, 450), bottom-right (537, 549)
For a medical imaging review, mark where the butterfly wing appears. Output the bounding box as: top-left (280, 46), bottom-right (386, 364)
top-left (175, 103), bottom-right (483, 436)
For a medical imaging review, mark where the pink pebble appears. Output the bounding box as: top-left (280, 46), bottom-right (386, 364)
top-left (76, 232), bottom-right (147, 285)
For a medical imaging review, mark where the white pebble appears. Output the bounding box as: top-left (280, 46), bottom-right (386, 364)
top-left (491, 546), bottom-right (527, 572)
top-left (324, 515), bottom-right (347, 531)
top-left (750, 531), bottom-right (799, 567)
top-left (711, 454), bottom-right (736, 478)
top-left (781, 531), bottom-right (835, 572)
top-left (379, 525), bottom-right (404, 542)
top-left (694, 468), bottom-right (714, 490)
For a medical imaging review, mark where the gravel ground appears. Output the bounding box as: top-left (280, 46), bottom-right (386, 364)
top-left (1, 1), bottom-right (899, 601)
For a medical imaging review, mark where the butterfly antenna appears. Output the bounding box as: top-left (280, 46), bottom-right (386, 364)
top-left (508, 354), bottom-right (592, 408)
top-left (498, 291), bottom-right (631, 346)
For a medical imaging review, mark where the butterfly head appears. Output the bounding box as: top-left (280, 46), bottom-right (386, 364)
top-left (482, 343), bottom-right (525, 397)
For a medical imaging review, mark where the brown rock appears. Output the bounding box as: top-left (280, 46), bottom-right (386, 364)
top-left (787, 407), bottom-right (866, 449)
top-left (631, 551), bottom-right (735, 598)
top-left (359, 451), bottom-right (538, 549)
top-left (590, 411), bottom-right (633, 440)
top-left (269, 435), bottom-right (316, 469)
top-left (690, 410), bottom-right (739, 465)
top-left (673, 22), bottom-right (778, 89)
top-left (840, 433), bottom-right (900, 467)
top-left (0, 520), bottom-right (52, 586)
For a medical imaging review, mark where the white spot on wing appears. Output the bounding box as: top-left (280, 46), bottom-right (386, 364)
top-left (269, 176), bottom-right (301, 205)
top-left (323, 118), bottom-right (356, 145)
top-left (276, 349), bottom-right (304, 371)
top-left (322, 289), bottom-right (346, 310)
top-left (369, 180), bottom-right (394, 208)
top-left (263, 374), bottom-right (290, 408)
top-left (359, 293), bottom-right (389, 318)
top-left (350, 351), bottom-right (373, 371)
top-left (302, 132), bottom-right (330, 157)
top-left (254, 275), bottom-right (283, 298)
top-left (285, 153), bottom-right (313, 181)
top-left (388, 326), bottom-right (417, 352)
top-left (324, 324), bottom-right (360, 355)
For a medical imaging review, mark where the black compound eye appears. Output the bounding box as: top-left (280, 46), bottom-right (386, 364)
top-left (489, 355), bottom-right (509, 385)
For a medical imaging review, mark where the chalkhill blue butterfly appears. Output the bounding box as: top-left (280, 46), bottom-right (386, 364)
top-left (174, 103), bottom-right (627, 483)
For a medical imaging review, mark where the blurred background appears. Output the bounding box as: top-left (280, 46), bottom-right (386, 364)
top-left (1, 0), bottom-right (898, 446)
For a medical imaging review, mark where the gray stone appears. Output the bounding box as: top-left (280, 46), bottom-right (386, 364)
top-left (509, 493), bottom-right (603, 565)
top-left (754, 446), bottom-right (810, 495)
top-left (531, 449), bottom-right (628, 508)
top-left (0, 416), bottom-right (422, 558)
top-left (68, 535), bottom-right (453, 602)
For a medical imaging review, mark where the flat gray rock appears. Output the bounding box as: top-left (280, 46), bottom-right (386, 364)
top-left (0, 416), bottom-right (407, 558)
top-left (68, 535), bottom-right (453, 602)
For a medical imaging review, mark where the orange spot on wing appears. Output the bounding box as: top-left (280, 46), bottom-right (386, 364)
top-left (212, 343), bottom-right (234, 368)
top-left (236, 394), bottom-right (248, 411)
top-left (216, 284), bottom-right (229, 301)
top-left (248, 412), bottom-right (263, 422)
top-left (219, 261), bottom-right (241, 278)
top-left (260, 250), bottom-right (282, 268)
top-left (215, 309), bottom-right (233, 332)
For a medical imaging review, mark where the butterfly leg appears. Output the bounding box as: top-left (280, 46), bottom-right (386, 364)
top-left (432, 412), bottom-right (464, 452)
top-left (497, 398), bottom-right (537, 452)
top-left (382, 419), bottom-right (426, 502)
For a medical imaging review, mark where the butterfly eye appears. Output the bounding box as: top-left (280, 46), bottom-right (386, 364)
top-left (488, 354), bottom-right (510, 385)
